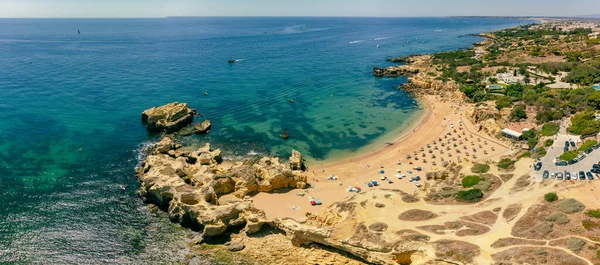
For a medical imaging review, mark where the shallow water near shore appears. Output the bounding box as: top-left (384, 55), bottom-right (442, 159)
top-left (0, 17), bottom-right (528, 263)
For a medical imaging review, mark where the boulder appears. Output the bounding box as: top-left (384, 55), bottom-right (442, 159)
top-left (142, 102), bottom-right (195, 133)
top-left (193, 120), bottom-right (211, 134)
top-left (155, 137), bottom-right (175, 154)
top-left (227, 241), bottom-right (245, 252)
top-left (281, 129), bottom-right (289, 139)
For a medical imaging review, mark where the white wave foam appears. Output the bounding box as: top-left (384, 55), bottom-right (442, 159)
top-left (348, 40), bottom-right (365, 44)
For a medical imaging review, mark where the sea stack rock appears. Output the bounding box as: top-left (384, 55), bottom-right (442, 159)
top-left (142, 102), bottom-right (196, 133)
top-left (289, 149), bottom-right (304, 170)
top-left (193, 120), bottom-right (212, 134)
top-left (281, 129), bottom-right (289, 139)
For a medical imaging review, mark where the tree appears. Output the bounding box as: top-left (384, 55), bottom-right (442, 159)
top-left (510, 105), bottom-right (527, 121)
top-left (513, 69), bottom-right (518, 76)
top-left (545, 192), bottom-right (558, 202)
top-left (586, 91), bottom-right (600, 110)
top-left (489, 77), bottom-right (498, 84)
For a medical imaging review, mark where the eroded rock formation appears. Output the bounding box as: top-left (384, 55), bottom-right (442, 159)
top-left (142, 102), bottom-right (196, 133)
top-left (136, 137), bottom-right (307, 237)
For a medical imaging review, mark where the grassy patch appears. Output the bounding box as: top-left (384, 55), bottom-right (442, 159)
top-left (471, 164), bottom-right (490, 174)
top-left (456, 188), bottom-right (484, 202)
top-left (497, 158), bottom-right (515, 170)
top-left (578, 140), bottom-right (598, 151)
top-left (518, 152), bottom-right (531, 159)
top-left (585, 209), bottom-right (600, 218)
top-left (560, 151), bottom-right (578, 161)
top-left (544, 139), bottom-right (554, 147)
top-left (567, 238), bottom-right (586, 253)
top-left (544, 192), bottom-right (558, 202)
top-left (541, 122), bottom-right (560, 136)
top-left (462, 175), bottom-right (483, 188)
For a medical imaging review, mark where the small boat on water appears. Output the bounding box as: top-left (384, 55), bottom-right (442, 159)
top-left (228, 59), bottom-right (237, 63)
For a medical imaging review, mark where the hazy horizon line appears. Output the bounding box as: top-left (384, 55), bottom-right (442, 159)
top-left (0, 15), bottom-right (584, 19)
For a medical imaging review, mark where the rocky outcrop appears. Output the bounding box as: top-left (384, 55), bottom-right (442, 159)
top-left (373, 65), bottom-right (420, 77)
top-left (136, 137), bottom-right (307, 238)
top-left (142, 102), bottom-right (196, 133)
top-left (274, 190), bottom-right (443, 265)
top-left (193, 120), bottom-right (211, 134)
top-left (466, 105), bottom-right (502, 136)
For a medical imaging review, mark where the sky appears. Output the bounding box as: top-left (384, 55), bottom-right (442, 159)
top-left (0, 0), bottom-right (599, 18)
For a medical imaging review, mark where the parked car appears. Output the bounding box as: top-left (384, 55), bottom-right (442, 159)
top-left (579, 171), bottom-right (586, 180)
top-left (557, 172), bottom-right (564, 180)
top-left (543, 170), bottom-right (549, 179)
top-left (595, 143), bottom-right (600, 150)
top-left (565, 141), bottom-right (570, 147)
top-left (573, 171), bottom-right (579, 180)
top-left (577, 154), bottom-right (586, 161)
top-left (568, 159), bottom-right (578, 165)
top-left (592, 168), bottom-right (600, 174)
top-left (593, 164), bottom-right (600, 169)
top-left (534, 162), bottom-right (542, 171)
top-left (587, 172), bottom-right (594, 180)
top-left (565, 171), bottom-right (571, 180)
top-left (555, 161), bottom-right (567, 166)
top-left (564, 146), bottom-right (569, 152)
top-left (585, 148), bottom-right (594, 154)
top-left (570, 141), bottom-right (576, 147)
top-left (550, 172), bottom-right (556, 179)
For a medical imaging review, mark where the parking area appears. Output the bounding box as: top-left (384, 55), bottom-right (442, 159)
top-left (531, 122), bottom-right (600, 182)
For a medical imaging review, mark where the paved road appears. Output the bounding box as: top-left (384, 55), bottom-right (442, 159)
top-left (531, 122), bottom-right (599, 182)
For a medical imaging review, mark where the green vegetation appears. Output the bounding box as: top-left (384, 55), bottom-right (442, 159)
top-left (544, 192), bottom-right (558, 202)
top-left (557, 198), bottom-right (586, 214)
top-left (495, 96), bottom-right (515, 110)
top-left (518, 152), bottom-right (531, 159)
top-left (585, 209), bottom-right (600, 218)
top-left (522, 129), bottom-right (539, 149)
top-left (544, 139), bottom-right (554, 147)
top-left (470, 164), bottom-right (490, 174)
top-left (497, 158), bottom-right (515, 170)
top-left (541, 122), bottom-right (560, 136)
top-left (456, 188), bottom-right (484, 202)
top-left (563, 60), bottom-right (600, 85)
top-left (560, 151), bottom-right (578, 161)
top-left (546, 212), bottom-right (569, 224)
top-left (578, 140), bottom-right (598, 151)
top-left (462, 175), bottom-right (484, 188)
top-left (568, 111), bottom-right (600, 136)
top-left (510, 105), bottom-right (527, 121)
top-left (597, 250), bottom-right (600, 259)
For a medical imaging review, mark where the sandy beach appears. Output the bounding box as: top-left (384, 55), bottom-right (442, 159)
top-left (253, 94), bottom-right (511, 220)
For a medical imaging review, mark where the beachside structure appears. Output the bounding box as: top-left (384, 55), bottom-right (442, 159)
top-left (594, 84), bottom-right (600, 90)
top-left (501, 128), bottom-right (523, 140)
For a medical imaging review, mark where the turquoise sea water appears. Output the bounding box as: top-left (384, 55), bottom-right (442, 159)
top-left (0, 17), bottom-right (528, 263)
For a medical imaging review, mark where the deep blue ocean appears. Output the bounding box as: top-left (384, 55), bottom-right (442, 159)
top-left (0, 17), bottom-right (528, 263)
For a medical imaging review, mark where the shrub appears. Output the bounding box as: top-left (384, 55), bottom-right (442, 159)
top-left (541, 122), bottom-right (560, 136)
top-left (471, 164), bottom-right (490, 174)
top-left (582, 220), bottom-right (599, 231)
top-left (456, 189), bottom-right (484, 202)
top-left (597, 250), bottom-right (600, 259)
top-left (510, 105), bottom-right (527, 121)
top-left (560, 151), bottom-right (578, 161)
top-left (568, 111), bottom-right (600, 136)
top-left (578, 140), bottom-right (598, 151)
top-left (532, 221), bottom-right (554, 235)
top-left (462, 175), bottom-right (483, 188)
top-left (544, 192), bottom-right (558, 202)
top-left (566, 238), bottom-right (586, 253)
top-left (557, 198), bottom-right (586, 214)
top-left (546, 212), bottom-right (569, 224)
top-left (585, 209), bottom-right (600, 218)
top-left (497, 158), bottom-right (515, 169)
top-left (544, 139), bottom-right (554, 147)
